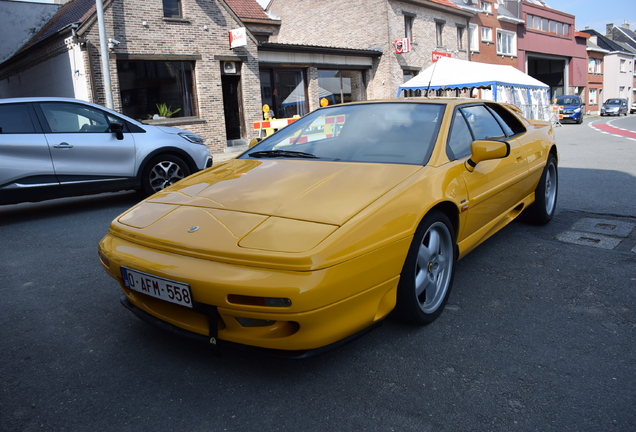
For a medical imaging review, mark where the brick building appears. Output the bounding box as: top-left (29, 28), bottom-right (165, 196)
top-left (582, 29), bottom-right (635, 107)
top-left (0, 0), bottom-right (264, 153)
top-left (585, 39), bottom-right (607, 115)
top-left (516, 1), bottom-right (588, 98)
top-left (264, 0), bottom-right (472, 112)
top-left (449, 0), bottom-right (524, 68)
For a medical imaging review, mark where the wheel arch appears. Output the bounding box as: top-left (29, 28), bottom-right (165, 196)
top-left (135, 147), bottom-right (198, 186)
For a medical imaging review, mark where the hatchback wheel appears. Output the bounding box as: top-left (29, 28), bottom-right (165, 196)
top-left (394, 211), bottom-right (456, 325)
top-left (142, 155), bottom-right (190, 195)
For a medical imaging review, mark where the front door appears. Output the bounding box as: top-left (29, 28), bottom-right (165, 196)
top-left (221, 74), bottom-right (242, 140)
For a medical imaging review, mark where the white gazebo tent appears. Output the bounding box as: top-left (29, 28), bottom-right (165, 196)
top-left (397, 57), bottom-right (551, 121)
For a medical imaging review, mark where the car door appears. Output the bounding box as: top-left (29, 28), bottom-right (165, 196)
top-left (36, 101), bottom-right (137, 185)
top-left (451, 104), bottom-right (529, 239)
top-left (0, 102), bottom-right (59, 203)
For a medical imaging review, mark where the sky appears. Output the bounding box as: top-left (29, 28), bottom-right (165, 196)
top-left (542, 0), bottom-right (636, 33)
top-left (17, 0), bottom-right (635, 35)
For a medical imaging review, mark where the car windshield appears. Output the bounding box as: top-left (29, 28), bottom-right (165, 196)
top-left (556, 97), bottom-right (580, 105)
top-left (606, 99), bottom-right (622, 105)
top-left (242, 103), bottom-right (445, 165)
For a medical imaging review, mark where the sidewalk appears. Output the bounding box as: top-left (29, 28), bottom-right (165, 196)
top-left (212, 144), bottom-right (247, 165)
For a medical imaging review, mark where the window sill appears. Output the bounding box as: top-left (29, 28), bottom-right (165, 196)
top-left (163, 17), bottom-right (191, 24)
top-left (142, 117), bottom-right (206, 126)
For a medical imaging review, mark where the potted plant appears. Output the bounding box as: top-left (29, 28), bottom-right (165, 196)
top-left (154, 103), bottom-right (181, 119)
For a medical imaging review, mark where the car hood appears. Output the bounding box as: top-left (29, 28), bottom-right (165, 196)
top-left (143, 158), bottom-right (421, 225)
top-left (111, 159), bottom-right (422, 264)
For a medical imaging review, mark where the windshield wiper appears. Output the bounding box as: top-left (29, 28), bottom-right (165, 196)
top-left (248, 150), bottom-right (319, 159)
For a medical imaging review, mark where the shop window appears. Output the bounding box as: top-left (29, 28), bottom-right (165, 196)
top-left (318, 70), bottom-right (356, 105)
top-left (117, 60), bottom-right (195, 121)
top-left (260, 69), bottom-right (307, 119)
top-left (589, 89), bottom-right (596, 105)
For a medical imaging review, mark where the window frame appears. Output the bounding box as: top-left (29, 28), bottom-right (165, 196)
top-left (162, 0), bottom-right (182, 19)
top-left (481, 26), bottom-right (493, 42)
top-left (436, 21), bottom-right (444, 47)
top-left (496, 29), bottom-right (517, 56)
top-left (469, 23), bottom-right (479, 52)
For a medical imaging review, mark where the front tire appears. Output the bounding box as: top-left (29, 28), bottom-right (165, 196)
top-left (525, 153), bottom-right (558, 225)
top-left (394, 211), bottom-right (456, 325)
top-left (141, 154), bottom-right (190, 196)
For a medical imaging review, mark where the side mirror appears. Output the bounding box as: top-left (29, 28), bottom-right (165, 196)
top-left (110, 122), bottom-right (124, 140)
top-left (465, 140), bottom-right (510, 172)
top-left (248, 137), bottom-right (262, 148)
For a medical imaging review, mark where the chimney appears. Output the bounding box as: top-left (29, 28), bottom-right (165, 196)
top-left (622, 20), bottom-right (630, 31)
top-left (606, 23), bottom-right (614, 35)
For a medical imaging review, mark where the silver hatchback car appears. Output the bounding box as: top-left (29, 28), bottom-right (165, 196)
top-left (0, 97), bottom-right (212, 205)
top-left (600, 98), bottom-right (628, 116)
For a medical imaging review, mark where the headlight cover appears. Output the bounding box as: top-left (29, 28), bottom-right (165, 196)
top-left (179, 132), bottom-right (206, 145)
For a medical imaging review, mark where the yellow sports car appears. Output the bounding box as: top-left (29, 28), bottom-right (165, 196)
top-left (98, 99), bottom-right (557, 357)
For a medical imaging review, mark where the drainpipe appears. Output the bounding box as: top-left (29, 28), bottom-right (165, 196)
top-left (95, 0), bottom-right (114, 109)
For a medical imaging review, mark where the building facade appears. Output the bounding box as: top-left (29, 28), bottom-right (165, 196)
top-left (585, 40), bottom-right (608, 114)
top-left (0, 0), bottom-right (264, 153)
top-left (582, 29), bottom-right (635, 106)
top-left (516, 1), bottom-right (588, 98)
top-left (266, 0), bottom-right (472, 112)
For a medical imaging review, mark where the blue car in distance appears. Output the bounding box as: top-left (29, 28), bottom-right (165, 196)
top-left (555, 95), bottom-right (584, 124)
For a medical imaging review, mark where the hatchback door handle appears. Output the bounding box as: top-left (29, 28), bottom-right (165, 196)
top-left (53, 142), bottom-right (73, 149)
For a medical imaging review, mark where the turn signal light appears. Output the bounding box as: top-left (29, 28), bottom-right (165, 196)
top-left (227, 294), bottom-right (291, 307)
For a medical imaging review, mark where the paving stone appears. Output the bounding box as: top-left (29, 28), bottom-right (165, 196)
top-left (556, 231), bottom-right (622, 250)
top-left (571, 218), bottom-right (635, 238)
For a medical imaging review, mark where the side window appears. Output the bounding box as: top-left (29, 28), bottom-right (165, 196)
top-left (0, 104), bottom-right (37, 133)
top-left (447, 109), bottom-right (473, 160)
top-left (40, 103), bottom-right (110, 133)
top-left (460, 105), bottom-right (506, 140)
top-left (486, 103), bottom-right (526, 136)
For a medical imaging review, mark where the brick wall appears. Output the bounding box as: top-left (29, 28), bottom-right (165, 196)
top-left (269, 0), bottom-right (469, 100)
top-left (80, 0), bottom-right (262, 153)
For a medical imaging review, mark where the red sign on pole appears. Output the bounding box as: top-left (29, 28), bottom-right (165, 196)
top-left (393, 38), bottom-right (411, 54)
top-left (432, 51), bottom-right (452, 62)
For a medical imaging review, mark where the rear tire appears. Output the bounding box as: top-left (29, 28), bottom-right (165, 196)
top-left (525, 153), bottom-right (558, 225)
top-left (141, 155), bottom-right (190, 196)
top-left (394, 211), bottom-right (456, 325)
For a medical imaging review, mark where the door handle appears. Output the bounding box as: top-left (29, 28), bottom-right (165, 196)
top-left (53, 142), bottom-right (73, 149)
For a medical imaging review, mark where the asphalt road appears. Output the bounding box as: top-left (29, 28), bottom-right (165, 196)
top-left (1, 115), bottom-right (635, 432)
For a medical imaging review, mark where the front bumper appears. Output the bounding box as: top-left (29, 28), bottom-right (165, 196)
top-left (99, 233), bottom-right (409, 352)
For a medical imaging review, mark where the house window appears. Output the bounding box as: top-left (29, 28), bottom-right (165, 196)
top-left (589, 88), bottom-right (596, 105)
top-left (588, 59), bottom-right (602, 74)
top-left (480, 1), bottom-right (492, 13)
top-left (403, 69), bottom-right (417, 83)
top-left (481, 26), bottom-right (492, 42)
top-left (404, 14), bottom-right (414, 40)
top-left (117, 60), bottom-right (196, 120)
top-left (436, 22), bottom-right (444, 46)
top-left (541, 18), bottom-right (548, 31)
top-left (457, 26), bottom-right (465, 50)
top-left (620, 59), bottom-right (626, 72)
top-left (496, 29), bottom-right (516, 56)
top-left (469, 23), bottom-right (479, 51)
top-left (163, 0), bottom-right (182, 18)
